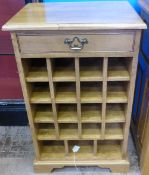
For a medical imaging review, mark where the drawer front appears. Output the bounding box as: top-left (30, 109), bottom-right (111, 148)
top-left (18, 33), bottom-right (135, 54)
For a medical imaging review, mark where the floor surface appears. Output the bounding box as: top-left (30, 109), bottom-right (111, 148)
top-left (0, 126), bottom-right (140, 175)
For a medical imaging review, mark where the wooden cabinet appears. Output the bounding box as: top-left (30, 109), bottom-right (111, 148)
top-left (2, 2), bottom-right (146, 173)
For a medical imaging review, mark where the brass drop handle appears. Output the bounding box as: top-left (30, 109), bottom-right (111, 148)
top-left (64, 37), bottom-right (88, 51)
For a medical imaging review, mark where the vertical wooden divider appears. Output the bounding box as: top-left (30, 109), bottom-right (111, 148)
top-left (75, 57), bottom-right (82, 138)
top-left (11, 33), bottom-right (40, 159)
top-left (46, 58), bottom-right (59, 139)
top-left (101, 57), bottom-right (108, 139)
top-left (64, 140), bottom-right (69, 156)
top-left (94, 140), bottom-right (97, 155)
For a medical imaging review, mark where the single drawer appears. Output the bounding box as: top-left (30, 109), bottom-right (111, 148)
top-left (17, 32), bottom-right (135, 54)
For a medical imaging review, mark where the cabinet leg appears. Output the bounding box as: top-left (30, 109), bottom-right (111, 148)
top-left (34, 164), bottom-right (64, 173)
top-left (110, 165), bottom-right (129, 173)
top-left (99, 164), bottom-right (129, 173)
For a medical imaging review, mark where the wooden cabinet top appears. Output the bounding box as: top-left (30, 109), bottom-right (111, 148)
top-left (2, 1), bottom-right (147, 31)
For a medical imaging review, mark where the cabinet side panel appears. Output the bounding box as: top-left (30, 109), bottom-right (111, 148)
top-left (122, 30), bottom-right (141, 156)
top-left (11, 32), bottom-right (40, 159)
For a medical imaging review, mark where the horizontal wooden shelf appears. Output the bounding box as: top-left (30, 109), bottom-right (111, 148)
top-left (30, 87), bottom-right (51, 104)
top-left (80, 58), bottom-right (103, 82)
top-left (53, 69), bottom-right (75, 82)
top-left (69, 140), bottom-right (93, 159)
top-left (37, 128), bottom-right (56, 140)
top-left (108, 66), bottom-right (130, 81)
top-left (52, 58), bottom-right (75, 82)
top-left (59, 124), bottom-right (79, 139)
top-left (81, 104), bottom-right (102, 123)
top-left (106, 104), bottom-right (125, 123)
top-left (23, 58), bottom-right (48, 82)
top-left (41, 145), bottom-right (65, 160)
top-left (107, 91), bottom-right (127, 103)
top-left (80, 67), bottom-right (103, 81)
top-left (107, 83), bottom-right (128, 103)
top-left (40, 141), bottom-right (122, 160)
top-left (81, 90), bottom-right (102, 103)
top-left (34, 105), bottom-right (53, 123)
top-left (81, 83), bottom-right (102, 103)
top-left (108, 58), bottom-right (130, 81)
top-left (26, 67), bottom-right (48, 82)
top-left (57, 105), bottom-right (78, 123)
top-left (40, 141), bottom-right (65, 160)
top-left (97, 142), bottom-right (122, 160)
top-left (69, 144), bottom-right (122, 160)
top-left (105, 123), bottom-right (124, 140)
top-left (55, 83), bottom-right (76, 103)
top-left (56, 91), bottom-right (76, 103)
top-left (82, 124), bottom-right (101, 139)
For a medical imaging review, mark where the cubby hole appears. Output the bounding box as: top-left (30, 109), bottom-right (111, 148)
top-left (81, 82), bottom-right (102, 103)
top-left (52, 58), bottom-right (75, 82)
top-left (32, 104), bottom-right (53, 123)
top-left (80, 57), bottom-right (103, 81)
top-left (69, 140), bottom-right (94, 158)
top-left (105, 123), bottom-right (124, 140)
top-left (59, 123), bottom-right (78, 139)
top-left (40, 140), bottom-right (65, 160)
top-left (22, 58), bottom-right (48, 82)
top-left (107, 82), bottom-right (128, 103)
top-left (55, 82), bottom-right (76, 103)
top-left (28, 82), bottom-right (51, 103)
top-left (97, 140), bottom-right (122, 159)
top-left (108, 57), bottom-right (131, 81)
top-left (36, 123), bottom-right (56, 140)
top-left (82, 123), bottom-right (101, 139)
top-left (106, 104), bottom-right (126, 123)
top-left (57, 104), bottom-right (78, 123)
top-left (81, 104), bottom-right (102, 123)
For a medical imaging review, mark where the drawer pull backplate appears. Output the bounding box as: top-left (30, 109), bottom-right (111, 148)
top-left (64, 37), bottom-right (88, 51)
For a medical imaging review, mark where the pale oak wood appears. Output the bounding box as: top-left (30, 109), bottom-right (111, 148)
top-left (108, 58), bottom-right (130, 81)
top-left (105, 123), bottom-right (124, 140)
top-left (64, 140), bottom-right (69, 156)
top-left (81, 82), bottom-right (102, 103)
top-left (11, 33), bottom-right (40, 159)
top-left (59, 123), bottom-right (78, 140)
top-left (101, 57), bottom-right (108, 139)
top-left (20, 51), bottom-right (135, 59)
top-left (46, 58), bottom-right (59, 138)
top-left (17, 33), bottom-right (135, 54)
top-left (23, 58), bottom-right (48, 82)
top-left (106, 104), bottom-right (125, 123)
top-left (34, 105), bottom-right (54, 123)
top-left (80, 57), bottom-right (103, 81)
top-left (81, 104), bottom-right (102, 123)
top-left (94, 140), bottom-right (97, 155)
top-left (30, 90), bottom-right (51, 104)
top-left (57, 105), bottom-right (78, 123)
top-left (75, 57), bottom-right (82, 138)
top-left (4, 2), bottom-right (146, 173)
top-left (122, 31), bottom-right (141, 156)
top-left (34, 159), bottom-right (129, 173)
top-left (52, 58), bottom-right (75, 82)
top-left (82, 124), bottom-right (101, 140)
top-left (2, 2), bottom-right (146, 31)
